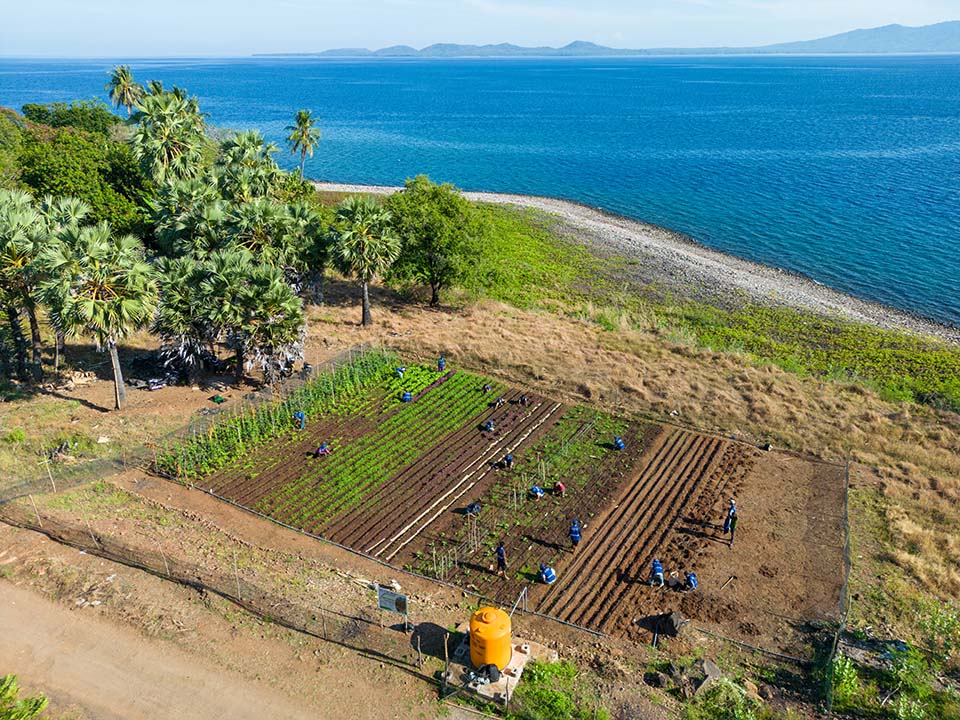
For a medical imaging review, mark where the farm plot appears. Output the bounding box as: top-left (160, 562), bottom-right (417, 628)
top-left (401, 407), bottom-right (663, 601)
top-left (537, 429), bottom-right (759, 635)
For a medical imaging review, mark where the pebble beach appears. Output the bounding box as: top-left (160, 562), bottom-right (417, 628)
top-left (313, 182), bottom-right (960, 344)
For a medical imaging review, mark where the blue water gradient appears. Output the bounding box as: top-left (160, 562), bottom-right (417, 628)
top-left (1, 56), bottom-right (958, 326)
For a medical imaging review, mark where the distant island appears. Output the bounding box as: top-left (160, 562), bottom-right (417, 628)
top-left (258, 21), bottom-right (960, 57)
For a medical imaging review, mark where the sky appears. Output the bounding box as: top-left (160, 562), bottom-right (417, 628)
top-left (1, 0), bottom-right (958, 57)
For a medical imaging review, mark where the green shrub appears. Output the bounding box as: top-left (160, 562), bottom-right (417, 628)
top-left (829, 654), bottom-right (859, 709)
top-left (2, 428), bottom-right (25, 444)
top-left (894, 695), bottom-right (928, 720)
top-left (682, 678), bottom-right (760, 720)
top-left (508, 660), bottom-right (608, 720)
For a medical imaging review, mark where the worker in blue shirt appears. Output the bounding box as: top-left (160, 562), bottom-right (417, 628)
top-left (614, 435), bottom-right (626, 450)
top-left (529, 485), bottom-right (545, 501)
top-left (684, 571), bottom-right (699, 591)
top-left (569, 519), bottom-right (582, 551)
top-left (484, 419), bottom-right (495, 432)
top-left (466, 501), bottom-right (481, 517)
top-left (650, 558), bottom-right (664, 587)
top-left (292, 411), bottom-right (306, 430)
top-left (438, 355), bottom-right (446, 372)
top-left (401, 390), bottom-right (412, 402)
top-left (539, 564), bottom-right (557, 584)
top-left (396, 366), bottom-right (406, 379)
top-left (503, 452), bottom-right (514, 469)
top-left (314, 442), bottom-right (331, 458)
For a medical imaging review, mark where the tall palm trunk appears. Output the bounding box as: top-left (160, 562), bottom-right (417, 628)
top-left (361, 280), bottom-right (372, 326)
top-left (234, 345), bottom-right (246, 384)
top-left (5, 304), bottom-right (29, 380)
top-left (26, 303), bottom-right (43, 381)
top-left (54, 331), bottom-right (64, 372)
top-left (299, 148), bottom-right (306, 179)
top-left (108, 340), bottom-right (126, 410)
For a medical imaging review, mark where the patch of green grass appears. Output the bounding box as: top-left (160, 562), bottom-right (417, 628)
top-left (508, 660), bottom-right (609, 720)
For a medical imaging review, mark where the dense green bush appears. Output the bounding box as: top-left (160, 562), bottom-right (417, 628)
top-left (22, 99), bottom-right (120, 136)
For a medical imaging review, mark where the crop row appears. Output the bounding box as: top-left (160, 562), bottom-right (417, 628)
top-left (154, 348), bottom-right (399, 480)
top-left (255, 370), bottom-right (508, 530)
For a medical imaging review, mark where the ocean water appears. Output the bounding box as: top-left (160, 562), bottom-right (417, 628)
top-left (1, 55), bottom-right (958, 327)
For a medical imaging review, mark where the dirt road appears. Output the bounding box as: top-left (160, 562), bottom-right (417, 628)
top-left (0, 581), bottom-right (318, 720)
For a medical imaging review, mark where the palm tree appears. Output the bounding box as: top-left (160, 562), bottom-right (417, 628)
top-left (105, 65), bottom-right (145, 117)
top-left (39, 195), bottom-right (93, 370)
top-left (333, 196), bottom-right (400, 326)
top-left (0, 189), bottom-right (43, 380)
top-left (131, 91), bottom-right (207, 185)
top-left (285, 110), bottom-right (322, 179)
top-left (39, 223), bottom-right (158, 410)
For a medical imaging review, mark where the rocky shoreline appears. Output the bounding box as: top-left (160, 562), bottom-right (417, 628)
top-left (312, 181), bottom-right (959, 343)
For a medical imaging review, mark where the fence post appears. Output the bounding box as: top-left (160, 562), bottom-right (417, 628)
top-left (28, 494), bottom-right (42, 528)
top-left (233, 549), bottom-right (242, 601)
top-left (321, 604), bottom-right (327, 640)
top-left (443, 632), bottom-right (450, 697)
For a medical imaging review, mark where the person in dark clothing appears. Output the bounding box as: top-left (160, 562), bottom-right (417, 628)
top-left (484, 419), bottom-right (495, 432)
top-left (466, 501), bottom-right (481, 517)
top-left (503, 452), bottom-right (514, 469)
top-left (518, 394), bottom-right (528, 406)
top-left (569, 519), bottom-right (582, 551)
top-left (495, 541), bottom-right (507, 577)
top-left (495, 396), bottom-right (505, 408)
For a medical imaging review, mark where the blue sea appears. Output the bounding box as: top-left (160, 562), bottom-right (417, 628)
top-left (1, 56), bottom-right (958, 327)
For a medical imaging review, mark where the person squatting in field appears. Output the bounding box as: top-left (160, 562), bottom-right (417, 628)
top-left (529, 485), bottom-right (545, 501)
top-left (314, 442), bottom-right (331, 457)
top-left (292, 411), bottom-right (305, 430)
top-left (539, 563), bottom-right (557, 584)
top-left (650, 558), bottom-right (665, 587)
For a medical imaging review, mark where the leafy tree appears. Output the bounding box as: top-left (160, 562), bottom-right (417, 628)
top-left (0, 675), bottom-right (48, 720)
top-left (131, 89), bottom-right (207, 185)
top-left (333, 195), bottom-right (400, 326)
top-left (285, 109), bottom-right (321, 179)
top-left (386, 174), bottom-right (479, 306)
top-left (0, 109), bottom-right (24, 189)
top-left (22, 99), bottom-right (121, 135)
top-left (216, 130), bottom-right (281, 203)
top-left (18, 127), bottom-right (142, 233)
top-left (106, 65), bottom-right (145, 117)
top-left (39, 223), bottom-right (158, 409)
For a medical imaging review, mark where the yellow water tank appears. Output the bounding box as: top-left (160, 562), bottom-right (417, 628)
top-left (469, 607), bottom-right (512, 670)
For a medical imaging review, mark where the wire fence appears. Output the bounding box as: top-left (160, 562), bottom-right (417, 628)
top-left (0, 342), bottom-right (390, 504)
top-left (823, 456), bottom-right (853, 710)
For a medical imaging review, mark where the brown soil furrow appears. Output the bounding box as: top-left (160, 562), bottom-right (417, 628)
top-left (539, 429), bottom-right (691, 618)
top-left (559, 434), bottom-right (718, 628)
top-left (589, 438), bottom-right (726, 631)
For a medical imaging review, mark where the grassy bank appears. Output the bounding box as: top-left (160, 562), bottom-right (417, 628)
top-left (463, 203), bottom-right (960, 414)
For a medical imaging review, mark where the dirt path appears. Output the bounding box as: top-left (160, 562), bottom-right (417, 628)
top-left (0, 582), bottom-right (322, 720)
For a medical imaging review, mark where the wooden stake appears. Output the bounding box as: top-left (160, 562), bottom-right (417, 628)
top-left (26, 494), bottom-right (42, 528)
top-left (158, 541), bottom-right (170, 577)
top-left (321, 604), bottom-right (327, 640)
top-left (417, 634), bottom-right (423, 669)
top-left (443, 632), bottom-right (450, 697)
top-left (234, 550), bottom-right (242, 601)
top-left (44, 460), bottom-right (56, 493)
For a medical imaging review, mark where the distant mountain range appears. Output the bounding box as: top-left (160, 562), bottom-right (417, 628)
top-left (258, 21), bottom-right (960, 58)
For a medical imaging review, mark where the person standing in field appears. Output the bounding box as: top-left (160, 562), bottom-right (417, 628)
top-left (438, 355), bottom-right (446, 372)
top-left (722, 499), bottom-right (736, 534)
top-left (569, 519), bottom-right (582, 552)
top-left (728, 510), bottom-right (739, 547)
top-left (495, 541), bottom-right (507, 578)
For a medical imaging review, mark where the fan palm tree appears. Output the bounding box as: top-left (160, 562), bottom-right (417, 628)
top-left (333, 196), bottom-right (400, 326)
top-left (131, 91), bottom-right (207, 185)
top-left (38, 223), bottom-right (158, 410)
top-left (154, 255), bottom-right (217, 381)
top-left (39, 195), bottom-right (93, 370)
top-left (285, 109), bottom-right (322, 179)
top-left (0, 190), bottom-right (43, 379)
top-left (106, 65), bottom-right (145, 117)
